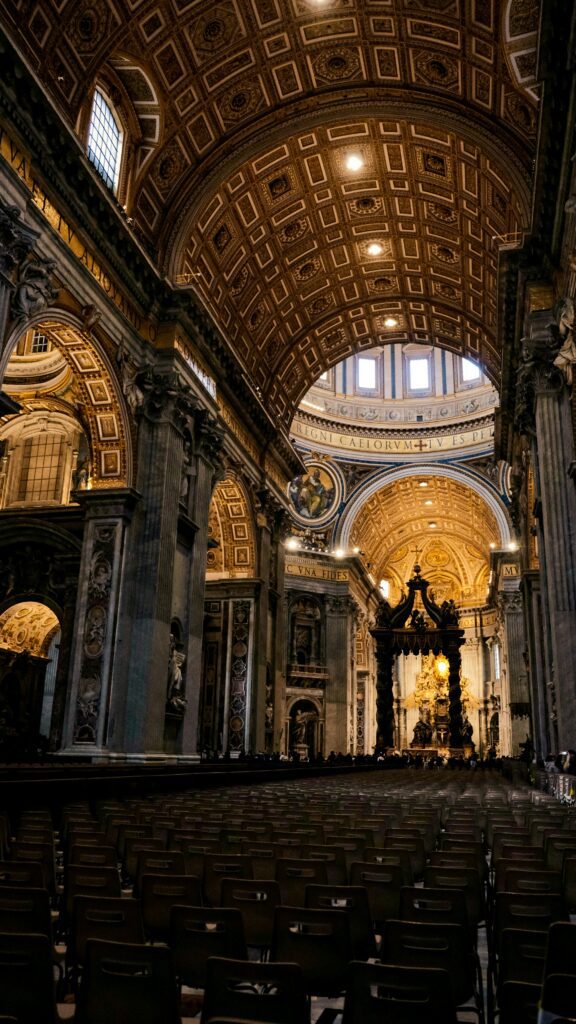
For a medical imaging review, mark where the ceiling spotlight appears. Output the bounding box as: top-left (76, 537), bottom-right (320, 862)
top-left (424, 499), bottom-right (433, 506)
top-left (352, 546), bottom-right (361, 554)
top-left (384, 316), bottom-right (398, 328)
top-left (345, 153), bottom-right (364, 172)
top-left (489, 542), bottom-right (496, 550)
top-left (286, 537), bottom-right (300, 551)
top-left (367, 242), bottom-right (383, 256)
top-left (508, 541), bottom-right (518, 552)
top-left (428, 522), bottom-right (437, 529)
top-left (418, 481), bottom-right (429, 488)
top-left (334, 547), bottom-right (346, 559)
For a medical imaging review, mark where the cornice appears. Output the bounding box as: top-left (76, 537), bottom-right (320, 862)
top-left (293, 408), bottom-right (494, 443)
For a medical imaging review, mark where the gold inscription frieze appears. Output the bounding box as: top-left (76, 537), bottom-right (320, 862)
top-left (291, 417), bottom-right (494, 455)
top-left (1, 130), bottom-right (152, 337)
top-left (286, 561), bottom-right (349, 582)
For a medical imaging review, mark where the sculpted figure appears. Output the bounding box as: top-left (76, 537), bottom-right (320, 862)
top-left (13, 258), bottom-right (58, 318)
top-left (167, 633), bottom-right (187, 711)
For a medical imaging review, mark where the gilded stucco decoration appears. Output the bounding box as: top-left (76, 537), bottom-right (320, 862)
top-left (0, 0), bottom-right (540, 427)
top-left (0, 602), bottom-right (59, 658)
top-left (3, 322), bottom-right (130, 488)
top-left (207, 477), bottom-right (256, 577)
top-left (350, 475), bottom-right (497, 607)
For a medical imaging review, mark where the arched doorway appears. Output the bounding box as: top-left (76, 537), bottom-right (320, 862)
top-left (0, 601), bottom-right (60, 759)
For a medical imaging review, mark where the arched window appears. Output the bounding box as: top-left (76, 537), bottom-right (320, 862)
top-left (87, 89), bottom-right (123, 192)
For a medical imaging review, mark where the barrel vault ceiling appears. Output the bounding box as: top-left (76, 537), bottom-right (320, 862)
top-left (1, 0), bottom-right (541, 427)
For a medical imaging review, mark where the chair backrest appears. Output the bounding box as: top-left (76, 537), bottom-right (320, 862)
top-left (497, 927), bottom-right (547, 992)
top-left (275, 858), bottom-right (328, 906)
top-left (141, 873), bottom-right (202, 939)
top-left (380, 919), bottom-right (474, 1008)
top-left (494, 892), bottom-right (569, 953)
top-left (272, 905), bottom-right (353, 997)
top-left (503, 868), bottom-right (563, 896)
top-left (11, 842), bottom-right (56, 894)
top-left (0, 886), bottom-right (52, 939)
top-left (169, 905), bottom-right (247, 988)
top-left (75, 939), bottom-right (180, 1024)
top-left (563, 856), bottom-right (576, 912)
top-left (342, 960), bottom-right (458, 1024)
top-left (70, 895), bottom-right (145, 968)
top-left (134, 850), bottom-right (186, 894)
top-left (69, 845), bottom-right (117, 870)
top-left (65, 865), bottom-right (122, 917)
top-left (399, 886), bottom-right (469, 936)
top-left (200, 956), bottom-right (309, 1024)
top-left (220, 877), bottom-right (280, 948)
top-left (423, 864), bottom-right (484, 927)
top-left (0, 860), bottom-right (45, 889)
top-left (0, 931), bottom-right (56, 1024)
top-left (202, 853), bottom-right (253, 906)
top-left (540, 974), bottom-right (576, 1022)
top-left (305, 884), bottom-right (377, 959)
top-left (349, 861), bottom-right (403, 925)
top-left (545, 921), bottom-right (576, 979)
top-left (363, 847), bottom-right (413, 884)
top-left (300, 844), bottom-right (347, 885)
top-left (545, 839), bottom-right (576, 873)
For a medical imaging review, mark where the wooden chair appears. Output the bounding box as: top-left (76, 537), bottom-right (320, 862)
top-left (75, 939), bottom-right (180, 1024)
top-left (200, 956), bottom-right (309, 1024)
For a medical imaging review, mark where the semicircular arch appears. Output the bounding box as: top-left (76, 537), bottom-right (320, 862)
top-left (1, 310), bottom-right (133, 489)
top-left (207, 476), bottom-right (256, 578)
top-left (337, 462), bottom-right (512, 550)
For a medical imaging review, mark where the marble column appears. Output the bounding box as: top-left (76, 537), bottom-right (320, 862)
top-left (271, 516), bottom-right (289, 754)
top-left (516, 310), bottom-right (576, 749)
top-left (325, 596), bottom-right (352, 753)
top-left (49, 560), bottom-right (81, 751)
top-left (445, 635), bottom-right (464, 749)
top-left (522, 570), bottom-right (552, 757)
top-left (61, 488), bottom-right (139, 753)
top-left (223, 597), bottom-right (255, 753)
top-left (180, 411), bottom-right (223, 754)
top-left (499, 588), bottom-right (531, 755)
top-left (373, 640), bottom-right (395, 749)
top-left (114, 368), bottom-right (195, 754)
top-left (248, 490), bottom-right (277, 753)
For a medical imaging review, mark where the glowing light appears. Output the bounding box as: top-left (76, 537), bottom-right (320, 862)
top-left (435, 656), bottom-right (449, 677)
top-left (428, 521), bottom-right (437, 529)
top-left (384, 316), bottom-right (398, 327)
top-left (508, 541), bottom-right (518, 552)
top-left (352, 546), bottom-right (361, 554)
top-left (367, 242), bottom-right (383, 256)
top-left (424, 499), bottom-right (433, 506)
top-left (345, 153), bottom-right (364, 172)
top-left (379, 579), bottom-right (390, 598)
top-left (334, 548), bottom-right (346, 559)
top-left (418, 481), bottom-right (429, 488)
top-left (489, 542), bottom-right (496, 550)
top-left (286, 537), bottom-right (300, 551)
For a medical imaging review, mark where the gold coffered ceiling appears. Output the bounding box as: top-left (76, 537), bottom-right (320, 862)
top-left (1, 0), bottom-right (541, 425)
top-left (350, 475), bottom-right (498, 606)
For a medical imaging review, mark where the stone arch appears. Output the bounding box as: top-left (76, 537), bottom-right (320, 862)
top-left (207, 476), bottom-right (256, 578)
top-left (336, 463), bottom-right (512, 550)
top-left (1, 311), bottom-right (133, 489)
